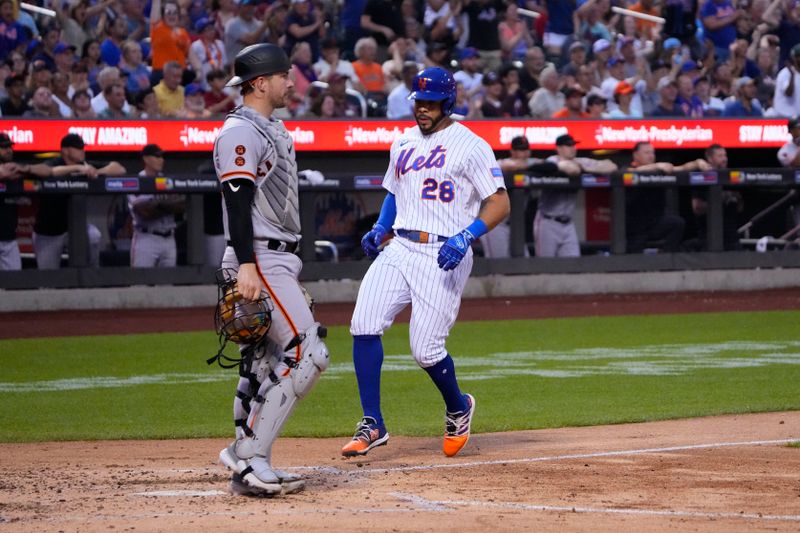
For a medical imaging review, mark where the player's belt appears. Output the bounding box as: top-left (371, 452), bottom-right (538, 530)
top-left (396, 229), bottom-right (447, 244)
top-left (228, 238), bottom-right (300, 253)
top-left (137, 227), bottom-right (174, 237)
top-left (541, 214), bottom-right (572, 224)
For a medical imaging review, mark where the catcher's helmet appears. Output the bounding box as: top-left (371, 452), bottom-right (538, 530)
top-left (408, 67), bottom-right (457, 116)
top-left (226, 43), bottom-right (291, 87)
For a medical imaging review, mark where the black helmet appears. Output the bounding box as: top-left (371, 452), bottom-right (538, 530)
top-left (226, 43), bottom-right (291, 87)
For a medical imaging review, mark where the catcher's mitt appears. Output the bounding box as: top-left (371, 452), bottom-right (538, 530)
top-left (208, 268), bottom-right (273, 368)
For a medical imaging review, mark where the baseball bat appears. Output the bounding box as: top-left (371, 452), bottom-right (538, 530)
top-left (611, 6), bottom-right (666, 24)
top-left (517, 8), bottom-right (541, 19)
top-left (20, 2), bottom-right (56, 17)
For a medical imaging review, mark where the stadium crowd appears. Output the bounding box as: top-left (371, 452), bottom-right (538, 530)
top-left (0, 0), bottom-right (798, 120)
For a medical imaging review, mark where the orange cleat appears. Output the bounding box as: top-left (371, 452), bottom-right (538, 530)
top-left (341, 416), bottom-right (389, 457)
top-left (443, 394), bottom-right (475, 457)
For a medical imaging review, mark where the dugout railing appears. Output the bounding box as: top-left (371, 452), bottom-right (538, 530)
top-left (1, 168), bottom-right (799, 289)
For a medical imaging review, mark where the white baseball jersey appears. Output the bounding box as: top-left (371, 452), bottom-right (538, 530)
top-left (384, 121), bottom-right (505, 236)
top-left (351, 121), bottom-right (504, 367)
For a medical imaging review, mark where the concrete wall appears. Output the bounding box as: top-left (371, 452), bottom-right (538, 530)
top-left (3, 268), bottom-right (798, 312)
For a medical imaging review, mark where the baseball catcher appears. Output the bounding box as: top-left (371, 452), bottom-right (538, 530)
top-left (210, 42), bottom-right (330, 497)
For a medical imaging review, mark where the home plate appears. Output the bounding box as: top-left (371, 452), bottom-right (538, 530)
top-left (133, 490), bottom-right (226, 497)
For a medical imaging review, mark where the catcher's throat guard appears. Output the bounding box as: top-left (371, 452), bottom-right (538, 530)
top-left (208, 268), bottom-right (274, 368)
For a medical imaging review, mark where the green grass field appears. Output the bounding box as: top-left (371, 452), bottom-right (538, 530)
top-left (1, 310), bottom-right (799, 443)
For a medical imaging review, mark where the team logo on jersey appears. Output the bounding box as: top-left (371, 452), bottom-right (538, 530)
top-left (235, 145), bottom-right (246, 155)
top-left (395, 146), bottom-right (446, 178)
top-left (235, 156), bottom-right (246, 166)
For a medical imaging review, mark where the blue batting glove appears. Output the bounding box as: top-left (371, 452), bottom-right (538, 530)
top-left (361, 224), bottom-right (388, 258)
top-left (437, 229), bottom-right (476, 271)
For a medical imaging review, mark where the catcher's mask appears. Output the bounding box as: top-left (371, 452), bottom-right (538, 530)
top-left (208, 268), bottom-right (273, 368)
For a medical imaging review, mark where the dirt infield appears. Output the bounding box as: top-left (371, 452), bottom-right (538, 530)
top-left (1, 412), bottom-right (799, 532)
top-left (1, 289), bottom-right (799, 531)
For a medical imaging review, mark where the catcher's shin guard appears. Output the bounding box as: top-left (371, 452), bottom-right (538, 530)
top-left (231, 323), bottom-right (329, 459)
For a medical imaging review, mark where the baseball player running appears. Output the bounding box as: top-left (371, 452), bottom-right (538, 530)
top-left (342, 67), bottom-right (510, 458)
top-left (213, 43), bottom-right (329, 496)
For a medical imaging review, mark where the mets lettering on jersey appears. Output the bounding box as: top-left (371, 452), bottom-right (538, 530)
top-left (384, 122), bottom-right (504, 237)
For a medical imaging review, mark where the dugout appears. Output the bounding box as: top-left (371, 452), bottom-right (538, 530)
top-left (1, 118), bottom-right (798, 290)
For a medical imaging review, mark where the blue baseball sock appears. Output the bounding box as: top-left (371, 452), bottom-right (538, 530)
top-left (352, 335), bottom-right (385, 428)
top-left (424, 354), bottom-right (468, 413)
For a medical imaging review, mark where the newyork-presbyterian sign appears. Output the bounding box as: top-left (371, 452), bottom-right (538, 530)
top-left (0, 118), bottom-right (791, 152)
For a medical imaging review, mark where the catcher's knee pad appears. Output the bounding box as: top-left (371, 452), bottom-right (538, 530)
top-left (288, 323), bottom-right (330, 399)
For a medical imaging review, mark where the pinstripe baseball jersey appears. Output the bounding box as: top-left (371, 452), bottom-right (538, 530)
top-left (384, 122), bottom-right (504, 236)
top-left (213, 110), bottom-right (301, 243)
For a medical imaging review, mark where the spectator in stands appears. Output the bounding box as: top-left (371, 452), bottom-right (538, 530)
top-left (651, 76), bottom-right (685, 116)
top-left (711, 61), bottom-right (734, 100)
top-left (552, 85), bottom-right (589, 118)
top-left (572, 64), bottom-right (598, 97)
top-left (519, 46), bottom-right (550, 98)
top-left (119, 0), bottom-right (147, 43)
top-left (353, 36), bottom-right (386, 96)
top-left (81, 39), bottom-right (104, 92)
top-left (386, 60), bottom-right (416, 119)
top-left (535, 134), bottom-right (617, 258)
top-left (498, 2), bottom-right (532, 62)
top-left (777, 117), bottom-right (800, 167)
top-left (135, 87), bottom-right (160, 119)
top-left (723, 76), bottom-right (764, 116)
top-left (617, 36), bottom-right (641, 79)
top-left (586, 93), bottom-right (607, 117)
top-left (423, 40), bottom-right (450, 69)
top-left (224, 0), bottom-right (269, 66)
top-left (689, 144), bottom-right (742, 251)
top-left (340, 0), bottom-right (367, 58)
top-left (176, 83), bottom-right (210, 118)
top-left (27, 60), bottom-right (53, 96)
top-left (328, 71), bottom-right (363, 117)
top-left (700, 0), bottom-right (741, 61)
top-left (561, 41), bottom-right (588, 80)
top-left (478, 70), bottom-right (504, 117)
top-left (31, 25), bottom-right (61, 73)
top-left (91, 66), bottom-right (129, 115)
top-left (54, 0), bottom-right (107, 51)
top-left (153, 61), bottom-right (184, 117)
top-left (314, 37), bottom-right (363, 91)
top-left (289, 41), bottom-right (316, 115)
top-left (499, 64), bottom-right (527, 117)
top-left (306, 90), bottom-right (338, 117)
top-left (53, 42), bottom-right (77, 78)
top-left (464, 0), bottom-right (504, 72)
top-left (772, 43), bottom-right (800, 118)
top-left (7, 50), bottom-right (26, 77)
top-left (727, 38), bottom-right (760, 80)
top-left (68, 62), bottom-right (91, 98)
top-left (590, 38), bottom-right (612, 86)
top-left (72, 89), bottom-right (96, 118)
top-left (601, 55), bottom-right (646, 116)
top-left (424, 0), bottom-right (465, 50)
top-left (204, 69), bottom-right (236, 116)
top-left (23, 86), bottom-right (59, 118)
top-left (694, 75), bottom-right (724, 116)
top-left (576, 0), bottom-right (614, 43)
top-left (189, 18), bottom-right (226, 92)
top-left (0, 0), bottom-right (31, 59)
top-left (381, 35), bottom-right (420, 93)
top-left (1, 73), bottom-right (28, 116)
top-left (119, 40), bottom-right (151, 96)
top-left (284, 0), bottom-right (326, 63)
top-left (676, 73), bottom-right (704, 116)
top-left (100, 16), bottom-right (128, 67)
top-left (98, 83), bottom-right (131, 118)
top-left (628, 0), bottom-right (662, 41)
top-left (542, 0), bottom-right (577, 58)
top-left (453, 47), bottom-right (483, 98)
top-left (360, 0), bottom-right (404, 61)
top-left (150, 0), bottom-right (191, 74)
top-left (761, 0), bottom-right (800, 67)
top-left (51, 71), bottom-right (73, 117)
top-left (528, 66), bottom-right (563, 119)
top-left (608, 80), bottom-right (641, 118)
top-left (624, 141), bottom-right (711, 254)
top-left (264, 2), bottom-right (289, 47)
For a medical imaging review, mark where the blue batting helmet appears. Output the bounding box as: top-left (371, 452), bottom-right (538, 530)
top-left (408, 67), bottom-right (457, 116)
